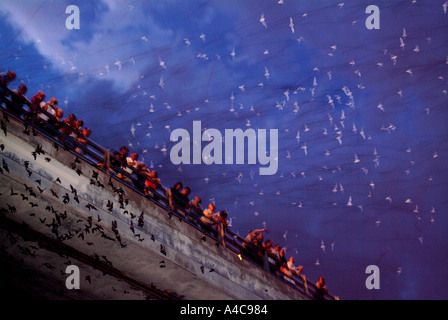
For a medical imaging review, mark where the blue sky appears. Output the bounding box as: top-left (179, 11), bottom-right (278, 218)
top-left (1, 0), bottom-right (448, 299)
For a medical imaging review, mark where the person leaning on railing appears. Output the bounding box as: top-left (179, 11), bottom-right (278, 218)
top-left (167, 181), bottom-right (182, 210)
top-left (45, 97), bottom-right (63, 129)
top-left (37, 94), bottom-right (53, 123)
top-left (134, 162), bottom-right (162, 201)
top-left (287, 256), bottom-right (304, 277)
top-left (314, 276), bottom-right (329, 300)
top-left (11, 84), bottom-right (30, 106)
top-left (6, 84), bottom-right (30, 116)
top-left (169, 185), bottom-right (191, 215)
top-left (0, 70), bottom-right (16, 97)
top-left (244, 228), bottom-right (268, 248)
top-left (102, 146), bottom-right (129, 179)
top-left (45, 97), bottom-right (59, 117)
top-left (188, 196), bottom-right (203, 219)
top-left (54, 108), bottom-right (64, 124)
top-left (144, 170), bottom-right (162, 200)
top-left (125, 152), bottom-right (139, 173)
top-left (58, 113), bottom-right (76, 143)
top-left (263, 239), bottom-right (273, 253)
top-left (216, 210), bottom-right (229, 247)
top-left (71, 118), bottom-right (84, 139)
top-left (61, 113), bottom-right (76, 133)
top-left (75, 127), bottom-right (91, 155)
top-left (28, 91), bottom-right (45, 122)
top-left (201, 202), bottom-right (217, 225)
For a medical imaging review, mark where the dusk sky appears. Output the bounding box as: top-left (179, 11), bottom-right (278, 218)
top-left (1, 0), bottom-right (448, 299)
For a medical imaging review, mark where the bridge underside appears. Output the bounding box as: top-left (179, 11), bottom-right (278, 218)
top-left (0, 216), bottom-right (168, 300)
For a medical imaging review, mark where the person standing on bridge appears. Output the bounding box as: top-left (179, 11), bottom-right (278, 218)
top-left (29, 91), bottom-right (45, 122)
top-left (167, 182), bottom-right (190, 214)
top-left (75, 127), bottom-right (91, 155)
top-left (189, 196), bottom-right (202, 212)
top-left (287, 256), bottom-right (304, 277)
top-left (109, 146), bottom-right (129, 179)
top-left (9, 84), bottom-right (30, 115)
top-left (245, 228), bottom-right (268, 245)
top-left (201, 202), bottom-right (217, 225)
top-left (314, 276), bottom-right (328, 299)
top-left (0, 70), bottom-right (16, 97)
top-left (216, 210), bottom-right (229, 247)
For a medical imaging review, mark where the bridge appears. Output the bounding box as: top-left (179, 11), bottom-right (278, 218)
top-left (0, 86), bottom-right (336, 300)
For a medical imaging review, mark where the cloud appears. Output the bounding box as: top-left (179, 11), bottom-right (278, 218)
top-left (1, 0), bottom-right (176, 90)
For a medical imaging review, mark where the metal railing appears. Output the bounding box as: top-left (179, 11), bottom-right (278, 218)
top-left (0, 90), bottom-right (336, 300)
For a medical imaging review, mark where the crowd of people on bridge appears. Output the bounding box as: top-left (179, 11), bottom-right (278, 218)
top-left (0, 70), bottom-right (331, 299)
top-left (1, 70), bottom-right (92, 155)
